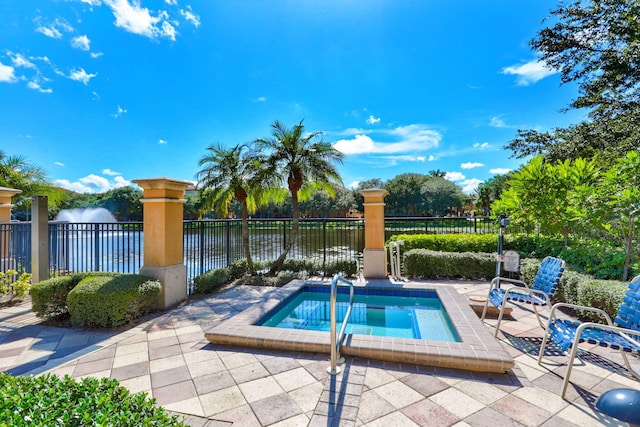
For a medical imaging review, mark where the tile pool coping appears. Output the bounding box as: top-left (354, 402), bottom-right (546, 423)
top-left (204, 279), bottom-right (514, 373)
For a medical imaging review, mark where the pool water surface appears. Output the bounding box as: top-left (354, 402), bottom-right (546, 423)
top-left (259, 291), bottom-right (460, 342)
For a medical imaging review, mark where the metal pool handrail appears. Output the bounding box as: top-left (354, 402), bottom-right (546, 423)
top-left (328, 273), bottom-right (355, 375)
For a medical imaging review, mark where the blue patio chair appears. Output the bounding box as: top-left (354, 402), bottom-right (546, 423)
top-left (537, 274), bottom-right (640, 399)
top-left (481, 256), bottom-right (566, 337)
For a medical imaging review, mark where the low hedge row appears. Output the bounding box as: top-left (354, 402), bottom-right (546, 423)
top-left (0, 373), bottom-right (185, 426)
top-left (403, 249), bottom-right (496, 280)
top-left (193, 257), bottom-right (359, 294)
top-left (31, 272), bottom-right (160, 328)
top-left (389, 233), bottom-right (638, 280)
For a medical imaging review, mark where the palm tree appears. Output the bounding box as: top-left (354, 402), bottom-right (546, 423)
top-left (196, 143), bottom-right (263, 275)
top-left (256, 120), bottom-right (345, 274)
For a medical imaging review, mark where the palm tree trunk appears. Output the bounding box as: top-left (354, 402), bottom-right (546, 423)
top-left (241, 201), bottom-right (255, 275)
top-left (269, 190), bottom-right (300, 274)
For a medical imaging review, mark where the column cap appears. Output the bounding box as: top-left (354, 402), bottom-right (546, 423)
top-left (132, 177), bottom-right (193, 191)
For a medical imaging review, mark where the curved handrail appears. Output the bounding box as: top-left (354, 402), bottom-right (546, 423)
top-left (328, 273), bottom-right (354, 375)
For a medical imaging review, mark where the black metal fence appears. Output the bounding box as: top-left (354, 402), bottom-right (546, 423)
top-left (1, 216), bottom-right (493, 287)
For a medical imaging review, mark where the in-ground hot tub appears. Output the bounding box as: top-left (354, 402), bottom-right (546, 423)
top-left (204, 279), bottom-right (514, 373)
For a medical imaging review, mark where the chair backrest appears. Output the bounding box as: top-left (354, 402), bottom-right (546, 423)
top-left (614, 275), bottom-right (640, 333)
top-left (531, 256), bottom-right (565, 297)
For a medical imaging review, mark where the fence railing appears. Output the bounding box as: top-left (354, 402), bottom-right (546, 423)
top-left (0, 216), bottom-right (493, 289)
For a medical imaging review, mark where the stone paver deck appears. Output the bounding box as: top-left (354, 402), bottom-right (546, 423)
top-left (1, 278), bottom-right (638, 426)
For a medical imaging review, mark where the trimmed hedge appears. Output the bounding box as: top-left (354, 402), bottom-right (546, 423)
top-left (403, 249), bottom-right (496, 280)
top-left (193, 267), bottom-right (232, 294)
top-left (31, 272), bottom-right (121, 319)
top-left (0, 373), bottom-right (185, 426)
top-left (66, 274), bottom-right (161, 328)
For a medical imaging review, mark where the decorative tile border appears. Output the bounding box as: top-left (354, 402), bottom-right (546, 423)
top-left (204, 279), bottom-right (514, 373)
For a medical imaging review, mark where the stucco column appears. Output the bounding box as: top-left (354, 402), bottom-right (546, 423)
top-left (133, 177), bottom-right (191, 310)
top-left (0, 187), bottom-right (22, 268)
top-left (359, 188), bottom-right (389, 278)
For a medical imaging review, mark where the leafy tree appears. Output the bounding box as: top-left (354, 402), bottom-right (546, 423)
top-left (196, 144), bottom-right (267, 275)
top-left (474, 174), bottom-right (510, 216)
top-left (0, 150), bottom-right (63, 217)
top-left (421, 176), bottom-right (465, 216)
top-left (532, 0), bottom-right (640, 118)
top-left (384, 173), bottom-right (428, 216)
top-left (580, 152), bottom-right (640, 281)
top-left (99, 186), bottom-right (143, 221)
top-left (256, 120), bottom-right (344, 274)
top-left (491, 156), bottom-right (600, 243)
top-left (506, 0), bottom-right (640, 164)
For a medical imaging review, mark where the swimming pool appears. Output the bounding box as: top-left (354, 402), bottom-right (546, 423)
top-left (204, 279), bottom-right (514, 373)
top-left (258, 288), bottom-right (461, 342)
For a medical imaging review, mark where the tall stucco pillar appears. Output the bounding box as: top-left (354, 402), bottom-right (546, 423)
top-left (133, 177), bottom-right (191, 310)
top-left (0, 187), bottom-right (22, 268)
top-left (359, 188), bottom-right (389, 278)
top-left (31, 196), bottom-right (49, 283)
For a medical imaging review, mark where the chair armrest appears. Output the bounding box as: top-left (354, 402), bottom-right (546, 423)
top-left (491, 276), bottom-right (528, 289)
top-left (548, 302), bottom-right (613, 326)
top-left (503, 286), bottom-right (548, 304)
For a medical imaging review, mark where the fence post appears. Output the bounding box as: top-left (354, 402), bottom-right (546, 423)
top-left (31, 196), bottom-right (49, 283)
top-left (359, 189), bottom-right (389, 278)
top-left (133, 178), bottom-right (191, 310)
top-left (225, 220), bottom-right (231, 266)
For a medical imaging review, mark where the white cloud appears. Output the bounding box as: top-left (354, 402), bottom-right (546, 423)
top-left (80, 0), bottom-right (102, 5)
top-left (445, 172), bottom-right (465, 181)
top-left (428, 155), bottom-right (436, 161)
top-left (347, 181), bottom-right (360, 189)
top-left (490, 168), bottom-right (512, 175)
top-left (366, 115), bottom-right (381, 125)
top-left (36, 25), bottom-right (63, 39)
top-left (473, 142), bottom-right (490, 150)
top-left (69, 68), bottom-right (97, 84)
top-left (489, 116), bottom-right (507, 128)
top-left (103, 0), bottom-right (176, 40)
top-left (113, 105), bottom-right (127, 117)
top-left (253, 96), bottom-right (267, 103)
top-left (27, 81), bottom-right (53, 93)
top-left (54, 173), bottom-right (131, 193)
top-left (502, 59), bottom-right (558, 86)
top-left (71, 35), bottom-right (91, 51)
top-left (161, 21), bottom-right (177, 40)
top-left (54, 162), bottom-right (65, 167)
top-left (158, 139), bottom-right (167, 144)
top-left (460, 178), bottom-right (484, 194)
top-left (102, 168), bottom-right (121, 176)
top-left (165, 0), bottom-right (177, 4)
top-left (461, 162), bottom-right (484, 169)
top-left (90, 52), bottom-right (104, 58)
top-left (9, 53), bottom-right (36, 69)
top-left (181, 7), bottom-right (201, 27)
top-left (333, 124), bottom-right (441, 155)
top-left (0, 62), bottom-right (17, 83)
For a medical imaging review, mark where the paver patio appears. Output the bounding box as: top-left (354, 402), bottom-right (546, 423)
top-left (1, 278), bottom-right (637, 426)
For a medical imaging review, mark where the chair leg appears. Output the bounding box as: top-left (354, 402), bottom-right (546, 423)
top-left (537, 327), bottom-right (551, 366)
top-left (494, 301), bottom-right (509, 337)
top-left (619, 350), bottom-right (640, 381)
top-left (480, 297), bottom-right (491, 321)
top-left (561, 341), bottom-right (581, 399)
top-left (531, 305), bottom-right (547, 329)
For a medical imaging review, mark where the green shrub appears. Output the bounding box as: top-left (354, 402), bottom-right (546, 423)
top-left (576, 279), bottom-right (628, 322)
top-left (403, 249), bottom-right (496, 280)
top-left (31, 272), bottom-right (122, 319)
top-left (388, 234), bottom-right (498, 253)
top-left (0, 270), bottom-right (31, 303)
top-left (0, 373), bottom-right (186, 426)
top-left (322, 259), bottom-right (358, 277)
top-left (281, 258), bottom-right (318, 274)
top-left (193, 267), bottom-right (231, 294)
top-left (67, 274), bottom-right (160, 328)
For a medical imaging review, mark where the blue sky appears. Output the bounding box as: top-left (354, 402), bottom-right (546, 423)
top-left (1, 0), bottom-right (584, 195)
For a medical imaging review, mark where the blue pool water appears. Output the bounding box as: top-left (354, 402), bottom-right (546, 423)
top-left (259, 287), bottom-right (460, 342)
